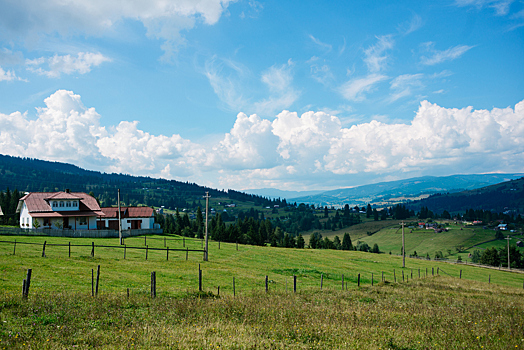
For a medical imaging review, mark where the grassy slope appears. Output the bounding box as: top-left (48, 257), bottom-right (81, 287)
top-left (1, 235), bottom-right (524, 349)
top-left (1, 234), bottom-right (523, 296)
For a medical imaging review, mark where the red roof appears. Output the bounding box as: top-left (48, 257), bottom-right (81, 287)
top-left (45, 192), bottom-right (82, 200)
top-left (101, 206), bottom-right (154, 219)
top-left (20, 192), bottom-right (104, 217)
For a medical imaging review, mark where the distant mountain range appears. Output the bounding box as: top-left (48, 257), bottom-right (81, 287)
top-left (247, 174), bottom-right (524, 207)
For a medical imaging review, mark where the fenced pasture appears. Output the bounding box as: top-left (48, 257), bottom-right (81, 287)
top-left (2, 235), bottom-right (524, 349)
top-left (1, 277), bottom-right (523, 349)
top-left (1, 234), bottom-right (524, 299)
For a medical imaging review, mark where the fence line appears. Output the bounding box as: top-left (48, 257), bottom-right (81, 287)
top-left (0, 226), bottom-right (163, 238)
top-left (0, 240), bottom-right (205, 261)
top-left (20, 263), bottom-right (515, 301)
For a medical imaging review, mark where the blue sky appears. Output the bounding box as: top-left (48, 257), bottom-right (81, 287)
top-left (0, 0), bottom-right (523, 191)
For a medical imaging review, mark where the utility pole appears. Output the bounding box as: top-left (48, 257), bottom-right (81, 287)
top-left (401, 221), bottom-right (405, 268)
top-left (118, 189), bottom-right (122, 245)
top-left (204, 192), bottom-right (210, 261)
top-left (506, 235), bottom-right (511, 269)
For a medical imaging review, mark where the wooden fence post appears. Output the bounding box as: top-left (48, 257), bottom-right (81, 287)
top-left (357, 273), bottom-right (360, 287)
top-left (320, 273), bottom-right (323, 290)
top-left (144, 235), bottom-right (147, 246)
top-left (432, 267), bottom-right (434, 276)
top-left (460, 270), bottom-right (462, 279)
top-left (418, 268), bottom-right (420, 278)
top-left (236, 241), bottom-right (238, 251)
top-left (13, 239), bottom-right (16, 255)
top-left (183, 237), bottom-right (185, 247)
top-left (127, 288), bottom-right (129, 298)
top-left (489, 275), bottom-right (491, 284)
top-left (265, 275), bottom-right (268, 293)
top-left (164, 237), bottom-right (166, 247)
top-left (68, 242), bottom-right (71, 258)
top-left (218, 240), bottom-right (220, 250)
top-left (394, 269), bottom-right (396, 283)
top-left (22, 268), bottom-right (32, 299)
top-left (341, 274), bottom-right (344, 291)
top-left (95, 265), bottom-right (101, 296)
top-left (151, 272), bottom-right (156, 298)
top-left (402, 270), bottom-right (404, 282)
top-left (166, 247), bottom-right (169, 261)
top-left (199, 265), bottom-right (202, 292)
top-left (411, 269), bottom-right (413, 279)
top-left (233, 277), bottom-right (236, 297)
top-left (382, 271), bottom-right (384, 282)
top-left (91, 242), bottom-right (94, 257)
top-left (437, 267), bottom-right (439, 275)
top-left (217, 286), bottom-right (220, 296)
top-left (146, 245), bottom-right (148, 260)
top-left (42, 241), bottom-right (46, 257)
top-left (186, 247), bottom-right (188, 261)
top-left (91, 269), bottom-right (94, 296)
top-left (293, 275), bottom-right (297, 293)
top-left (371, 273), bottom-right (374, 286)
top-left (124, 245), bottom-right (126, 259)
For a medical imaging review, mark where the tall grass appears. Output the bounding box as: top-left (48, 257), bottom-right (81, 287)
top-left (1, 277), bottom-right (523, 349)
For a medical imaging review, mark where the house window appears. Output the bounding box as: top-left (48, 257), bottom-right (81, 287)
top-left (60, 201), bottom-right (64, 207)
top-left (74, 201), bottom-right (78, 207)
top-left (53, 201), bottom-right (57, 207)
top-left (44, 218), bottom-right (50, 226)
top-left (79, 217), bottom-right (87, 225)
top-left (67, 201), bottom-right (71, 207)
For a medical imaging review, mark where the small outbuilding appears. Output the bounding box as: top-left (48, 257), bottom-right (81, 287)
top-left (98, 206), bottom-right (155, 230)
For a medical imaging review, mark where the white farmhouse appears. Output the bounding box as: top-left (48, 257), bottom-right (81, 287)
top-left (17, 191), bottom-right (104, 230)
top-left (99, 206), bottom-right (155, 230)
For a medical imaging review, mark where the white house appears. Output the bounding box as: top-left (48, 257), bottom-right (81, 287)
top-left (17, 191), bottom-right (104, 230)
top-left (98, 206), bottom-right (155, 230)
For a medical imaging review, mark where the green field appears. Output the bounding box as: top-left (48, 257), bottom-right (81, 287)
top-left (1, 234), bottom-right (524, 349)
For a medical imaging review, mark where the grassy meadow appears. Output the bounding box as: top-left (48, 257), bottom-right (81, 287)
top-left (1, 234), bottom-right (524, 349)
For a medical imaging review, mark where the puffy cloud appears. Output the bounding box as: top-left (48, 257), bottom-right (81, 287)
top-left (1, 89), bottom-right (524, 190)
top-left (0, 0), bottom-right (233, 60)
top-left (0, 90), bottom-right (106, 164)
top-left (210, 113), bottom-right (280, 169)
top-left (26, 52), bottom-right (111, 78)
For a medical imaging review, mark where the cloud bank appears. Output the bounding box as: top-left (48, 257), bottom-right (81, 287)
top-left (1, 90), bottom-right (523, 190)
top-left (0, 0), bottom-right (234, 61)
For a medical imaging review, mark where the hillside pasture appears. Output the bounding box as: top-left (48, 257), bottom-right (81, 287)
top-left (1, 234), bottom-right (524, 348)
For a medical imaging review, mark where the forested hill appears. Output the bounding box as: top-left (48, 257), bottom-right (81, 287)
top-left (406, 177), bottom-right (524, 214)
top-left (0, 154), bottom-right (283, 209)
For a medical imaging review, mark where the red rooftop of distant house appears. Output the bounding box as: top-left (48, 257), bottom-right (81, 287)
top-left (18, 192), bottom-right (104, 217)
top-left (100, 206), bottom-right (154, 219)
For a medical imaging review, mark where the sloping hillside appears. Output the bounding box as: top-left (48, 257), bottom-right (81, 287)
top-left (407, 177), bottom-right (524, 213)
top-left (290, 174), bottom-right (524, 207)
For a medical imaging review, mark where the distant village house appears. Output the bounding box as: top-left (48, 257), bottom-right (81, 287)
top-left (17, 191), bottom-right (104, 230)
top-left (98, 206), bottom-right (155, 230)
top-left (18, 191), bottom-right (156, 232)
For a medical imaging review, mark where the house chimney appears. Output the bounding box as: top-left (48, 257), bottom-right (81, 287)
top-left (65, 189), bottom-right (70, 193)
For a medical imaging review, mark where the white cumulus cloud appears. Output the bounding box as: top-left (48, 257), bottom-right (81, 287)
top-left (1, 90), bottom-right (524, 190)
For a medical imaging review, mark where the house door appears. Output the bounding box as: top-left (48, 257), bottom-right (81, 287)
top-left (63, 217), bottom-right (69, 229)
top-left (130, 220), bottom-right (142, 229)
top-left (108, 220), bottom-right (119, 230)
